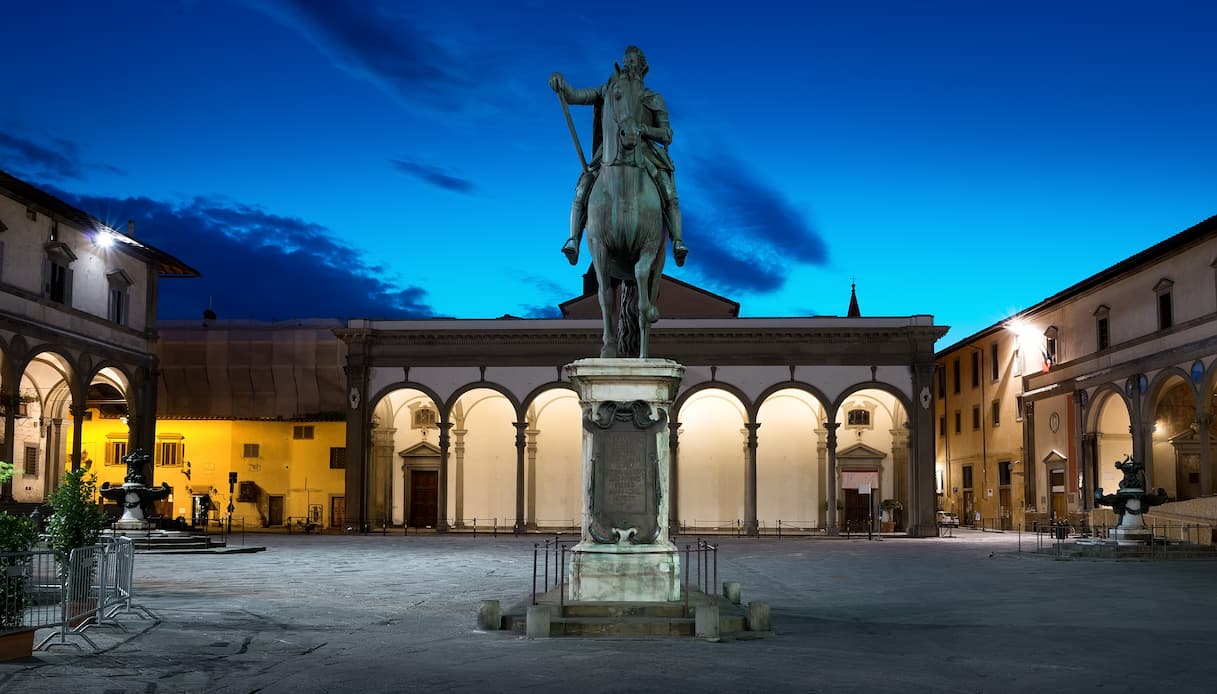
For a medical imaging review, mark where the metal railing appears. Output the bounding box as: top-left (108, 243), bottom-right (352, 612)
top-left (681, 519), bottom-right (742, 536)
top-left (1021, 521), bottom-right (1217, 560)
top-left (1, 537), bottom-right (152, 652)
top-left (529, 537), bottom-right (720, 619)
top-left (683, 539), bottom-right (719, 616)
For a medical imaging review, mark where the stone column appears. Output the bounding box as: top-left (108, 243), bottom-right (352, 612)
top-left (1197, 413), bottom-right (1212, 497)
top-left (453, 427), bottom-right (466, 528)
top-left (815, 426), bottom-right (826, 529)
top-left (342, 360), bottom-right (369, 531)
top-left (526, 426), bottom-right (538, 530)
top-left (1129, 376), bottom-right (1150, 487)
top-left (743, 422), bottom-right (760, 537)
top-left (130, 363), bottom-right (159, 464)
top-left (69, 405), bottom-right (85, 473)
top-left (514, 421), bottom-right (528, 534)
top-left (1, 392), bottom-right (17, 502)
top-left (891, 425), bottom-right (910, 520)
top-left (1081, 432), bottom-right (1098, 511)
top-left (825, 422), bottom-right (841, 536)
top-left (370, 426), bottom-right (396, 527)
top-left (437, 421), bottom-right (453, 532)
top-left (668, 420), bottom-right (680, 529)
top-left (908, 364), bottom-right (937, 537)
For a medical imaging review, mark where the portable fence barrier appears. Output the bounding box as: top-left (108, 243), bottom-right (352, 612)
top-left (0, 537), bottom-right (152, 653)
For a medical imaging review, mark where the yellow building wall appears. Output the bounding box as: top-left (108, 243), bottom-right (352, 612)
top-left (72, 415), bottom-right (346, 529)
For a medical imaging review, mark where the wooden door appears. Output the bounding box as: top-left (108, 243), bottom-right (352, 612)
top-left (409, 470), bottom-right (439, 528)
top-left (1049, 469), bottom-right (1066, 521)
top-left (268, 495), bottom-right (285, 526)
top-left (843, 489), bottom-right (870, 532)
top-left (998, 488), bottom-right (1012, 530)
top-left (330, 496), bottom-right (345, 528)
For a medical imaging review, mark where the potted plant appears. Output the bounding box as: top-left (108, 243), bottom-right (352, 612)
top-left (879, 499), bottom-right (904, 533)
top-left (0, 461), bottom-right (38, 660)
top-left (45, 469), bottom-right (109, 567)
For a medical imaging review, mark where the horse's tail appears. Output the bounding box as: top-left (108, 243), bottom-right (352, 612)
top-left (618, 280), bottom-right (641, 357)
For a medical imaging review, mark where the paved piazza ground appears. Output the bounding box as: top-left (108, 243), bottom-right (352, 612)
top-left (2, 530), bottom-right (1215, 693)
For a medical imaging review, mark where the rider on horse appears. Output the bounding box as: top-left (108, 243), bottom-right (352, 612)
top-left (550, 46), bottom-right (688, 268)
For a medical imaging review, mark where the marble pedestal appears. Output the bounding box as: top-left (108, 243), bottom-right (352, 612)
top-left (1108, 492), bottom-right (1152, 545)
top-left (565, 358), bottom-right (684, 602)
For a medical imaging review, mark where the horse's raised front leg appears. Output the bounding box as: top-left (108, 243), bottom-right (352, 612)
top-left (634, 249), bottom-right (661, 359)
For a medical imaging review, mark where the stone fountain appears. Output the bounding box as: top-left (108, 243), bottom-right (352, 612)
top-left (1094, 456), bottom-right (1169, 545)
top-left (100, 449), bottom-right (172, 530)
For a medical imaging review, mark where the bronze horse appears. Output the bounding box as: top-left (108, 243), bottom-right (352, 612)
top-left (585, 66), bottom-right (666, 359)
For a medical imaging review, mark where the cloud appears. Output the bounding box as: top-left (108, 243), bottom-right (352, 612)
top-left (390, 158), bottom-right (476, 194)
top-left (49, 187), bottom-right (436, 321)
top-left (0, 133), bottom-right (83, 180)
top-left (0, 132), bottom-right (126, 182)
top-left (681, 156), bottom-right (829, 295)
top-left (256, 1), bottom-right (470, 110)
top-left (519, 304), bottom-right (562, 319)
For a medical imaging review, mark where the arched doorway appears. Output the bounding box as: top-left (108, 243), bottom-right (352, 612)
top-left (755, 388), bottom-right (824, 532)
top-left (526, 388), bottom-right (581, 531)
top-left (675, 388), bottom-right (747, 532)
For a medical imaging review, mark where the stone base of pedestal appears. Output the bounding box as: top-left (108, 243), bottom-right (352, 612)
top-left (568, 543), bottom-right (681, 602)
top-left (112, 519), bottom-right (154, 531)
top-left (1109, 527), bottom-right (1152, 545)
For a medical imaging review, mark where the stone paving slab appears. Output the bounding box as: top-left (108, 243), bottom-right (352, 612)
top-left (2, 530), bottom-right (1216, 693)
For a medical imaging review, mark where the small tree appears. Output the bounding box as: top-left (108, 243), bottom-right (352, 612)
top-left (45, 469), bottom-right (109, 575)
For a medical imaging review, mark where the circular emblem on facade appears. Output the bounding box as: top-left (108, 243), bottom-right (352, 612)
top-left (919, 386), bottom-right (931, 409)
top-left (1078, 390), bottom-right (1089, 408)
top-left (1192, 360), bottom-right (1205, 384)
top-left (1139, 374), bottom-right (1148, 393)
top-left (349, 387), bottom-right (361, 410)
top-left (1049, 412), bottom-right (1060, 433)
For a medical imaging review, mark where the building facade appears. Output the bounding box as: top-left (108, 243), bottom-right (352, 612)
top-left (0, 170), bottom-right (196, 504)
top-left (936, 215), bottom-right (1217, 529)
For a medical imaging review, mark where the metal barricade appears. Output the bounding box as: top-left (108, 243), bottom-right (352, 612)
top-left (1, 549), bottom-right (61, 637)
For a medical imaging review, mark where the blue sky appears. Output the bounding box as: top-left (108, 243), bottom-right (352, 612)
top-left (3, 1), bottom-right (1215, 343)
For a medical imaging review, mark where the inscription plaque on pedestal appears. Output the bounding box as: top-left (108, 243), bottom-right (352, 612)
top-left (584, 400), bottom-right (666, 544)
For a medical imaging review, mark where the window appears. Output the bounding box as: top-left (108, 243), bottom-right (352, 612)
top-left (43, 241), bottom-right (76, 305)
top-left (846, 408), bottom-right (871, 427)
top-left (953, 410), bottom-right (961, 434)
top-left (952, 358), bottom-right (960, 394)
top-left (939, 415), bottom-right (946, 438)
top-left (329, 447), bottom-right (346, 469)
top-left (937, 366), bottom-right (946, 399)
top-left (23, 445), bottom-right (38, 476)
top-left (1015, 395), bottom-right (1025, 422)
top-left (106, 270), bottom-right (132, 326)
top-left (412, 408), bottom-right (437, 429)
top-left (962, 465), bottom-right (974, 490)
top-left (156, 438), bottom-right (184, 467)
top-left (1094, 305), bottom-right (1110, 351)
top-left (998, 461), bottom-right (1012, 487)
top-left (1154, 279), bottom-right (1173, 330)
top-left (237, 481), bottom-right (258, 502)
top-left (970, 350), bottom-right (979, 388)
top-left (990, 343), bottom-right (999, 381)
top-left (972, 405), bottom-right (981, 430)
top-left (992, 400), bottom-right (1001, 427)
top-left (243, 443), bottom-right (260, 458)
top-left (292, 425), bottom-right (315, 440)
top-left (1043, 326), bottom-right (1058, 369)
top-left (106, 438), bottom-right (128, 466)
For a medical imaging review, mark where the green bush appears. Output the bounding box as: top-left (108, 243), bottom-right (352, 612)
top-left (45, 469), bottom-right (109, 570)
top-left (0, 512), bottom-right (37, 629)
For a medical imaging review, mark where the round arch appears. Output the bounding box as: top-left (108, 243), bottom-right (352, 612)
top-left (520, 381), bottom-right (577, 420)
top-left (755, 386), bottom-right (827, 530)
top-left (673, 380), bottom-right (753, 424)
top-left (753, 380), bottom-right (831, 421)
top-left (369, 381), bottom-right (445, 420)
top-left (831, 381), bottom-right (913, 418)
top-left (444, 381), bottom-right (522, 422)
top-left (1145, 367), bottom-right (1198, 499)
